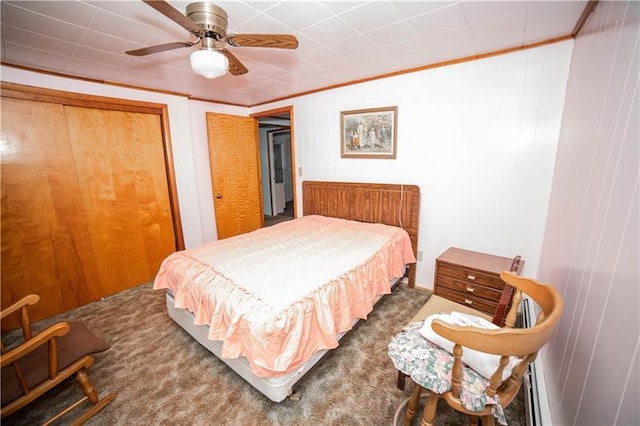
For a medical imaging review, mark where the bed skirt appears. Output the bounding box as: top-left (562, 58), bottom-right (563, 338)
top-left (164, 275), bottom-right (404, 402)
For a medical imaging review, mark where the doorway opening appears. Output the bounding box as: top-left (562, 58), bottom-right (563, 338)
top-left (256, 109), bottom-right (295, 227)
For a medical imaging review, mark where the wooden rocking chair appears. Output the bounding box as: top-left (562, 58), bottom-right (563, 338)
top-left (1, 295), bottom-right (116, 425)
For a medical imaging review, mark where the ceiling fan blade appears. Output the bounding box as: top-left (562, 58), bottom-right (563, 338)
top-left (126, 41), bottom-right (196, 56)
top-left (220, 49), bottom-right (248, 76)
top-left (143, 0), bottom-right (202, 37)
top-left (226, 34), bottom-right (298, 49)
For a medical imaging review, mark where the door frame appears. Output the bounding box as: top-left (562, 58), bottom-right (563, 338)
top-left (252, 106), bottom-right (296, 219)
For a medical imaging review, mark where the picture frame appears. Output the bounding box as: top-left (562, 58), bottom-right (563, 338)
top-left (340, 106), bottom-right (398, 159)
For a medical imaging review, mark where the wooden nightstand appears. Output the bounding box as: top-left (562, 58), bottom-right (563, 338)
top-left (434, 247), bottom-right (524, 321)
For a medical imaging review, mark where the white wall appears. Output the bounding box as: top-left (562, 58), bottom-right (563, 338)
top-left (537, 2), bottom-right (639, 425)
top-left (3, 40), bottom-right (573, 289)
top-left (0, 65), bottom-right (249, 248)
top-left (255, 41), bottom-right (573, 288)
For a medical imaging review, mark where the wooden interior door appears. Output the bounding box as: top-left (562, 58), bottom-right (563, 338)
top-left (1, 97), bottom-right (177, 323)
top-left (206, 112), bottom-right (263, 239)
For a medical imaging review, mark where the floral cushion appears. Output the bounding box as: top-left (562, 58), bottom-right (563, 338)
top-left (388, 322), bottom-right (507, 425)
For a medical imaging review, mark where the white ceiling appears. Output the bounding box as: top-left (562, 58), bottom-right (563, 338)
top-left (1, 1), bottom-right (588, 107)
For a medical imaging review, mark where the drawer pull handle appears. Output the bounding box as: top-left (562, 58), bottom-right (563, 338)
top-left (467, 274), bottom-right (476, 281)
top-left (466, 286), bottom-right (475, 293)
top-left (464, 299), bottom-right (473, 305)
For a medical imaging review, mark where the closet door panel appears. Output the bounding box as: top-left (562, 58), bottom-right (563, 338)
top-left (1, 96), bottom-right (177, 326)
top-left (1, 98), bottom-right (100, 321)
top-left (64, 106), bottom-right (176, 296)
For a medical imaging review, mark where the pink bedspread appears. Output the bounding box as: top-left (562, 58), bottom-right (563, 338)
top-left (153, 215), bottom-right (416, 377)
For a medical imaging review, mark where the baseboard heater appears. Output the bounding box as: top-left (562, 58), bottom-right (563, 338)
top-left (522, 296), bottom-right (552, 426)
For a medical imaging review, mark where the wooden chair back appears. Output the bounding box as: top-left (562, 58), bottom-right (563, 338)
top-left (491, 255), bottom-right (523, 327)
top-left (431, 271), bottom-right (563, 412)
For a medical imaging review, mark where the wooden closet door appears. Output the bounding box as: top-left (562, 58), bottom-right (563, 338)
top-left (1, 98), bottom-right (99, 319)
top-left (64, 106), bottom-right (176, 296)
top-left (1, 98), bottom-right (176, 322)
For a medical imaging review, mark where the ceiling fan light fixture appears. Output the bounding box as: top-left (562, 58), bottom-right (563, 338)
top-left (190, 49), bottom-right (228, 79)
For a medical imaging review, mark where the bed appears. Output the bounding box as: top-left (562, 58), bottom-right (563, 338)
top-left (153, 181), bottom-right (420, 402)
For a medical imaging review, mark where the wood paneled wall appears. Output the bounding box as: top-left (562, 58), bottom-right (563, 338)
top-left (536, 2), bottom-right (639, 425)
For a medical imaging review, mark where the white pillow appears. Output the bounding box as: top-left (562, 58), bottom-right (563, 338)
top-left (419, 312), bottom-right (517, 380)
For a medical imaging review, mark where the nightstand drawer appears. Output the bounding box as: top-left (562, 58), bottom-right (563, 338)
top-left (435, 287), bottom-right (497, 316)
top-left (436, 275), bottom-right (503, 303)
top-left (433, 247), bottom-right (524, 323)
top-left (437, 263), bottom-right (505, 291)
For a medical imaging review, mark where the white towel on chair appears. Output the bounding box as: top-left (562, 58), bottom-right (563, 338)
top-left (419, 312), bottom-right (517, 380)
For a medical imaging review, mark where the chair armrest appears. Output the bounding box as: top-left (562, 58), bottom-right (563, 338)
top-left (1, 294), bottom-right (40, 341)
top-left (1, 295), bottom-right (39, 321)
top-left (1, 322), bottom-right (70, 367)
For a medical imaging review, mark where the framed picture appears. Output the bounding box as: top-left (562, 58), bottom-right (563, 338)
top-left (340, 106), bottom-right (398, 159)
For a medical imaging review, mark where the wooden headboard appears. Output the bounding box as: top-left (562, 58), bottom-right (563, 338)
top-left (302, 181), bottom-right (420, 287)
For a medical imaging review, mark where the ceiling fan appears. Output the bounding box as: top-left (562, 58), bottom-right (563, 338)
top-left (126, 0), bottom-right (299, 78)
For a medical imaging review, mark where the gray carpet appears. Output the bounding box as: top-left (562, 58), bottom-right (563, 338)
top-left (2, 283), bottom-right (525, 425)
